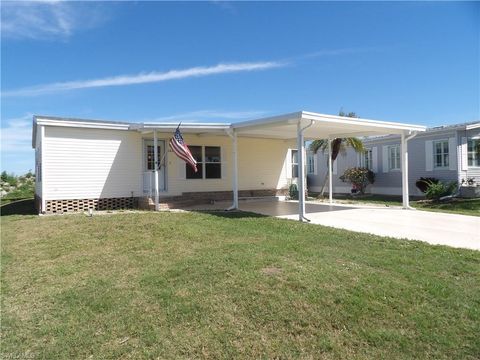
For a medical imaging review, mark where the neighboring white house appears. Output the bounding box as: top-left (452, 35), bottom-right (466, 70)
top-left (32, 111), bottom-right (425, 217)
top-left (308, 121), bottom-right (480, 196)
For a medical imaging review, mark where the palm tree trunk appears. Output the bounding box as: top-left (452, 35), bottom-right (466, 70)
top-left (319, 171), bottom-right (329, 197)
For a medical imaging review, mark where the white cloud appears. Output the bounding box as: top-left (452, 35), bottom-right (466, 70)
top-left (152, 110), bottom-right (270, 122)
top-left (2, 61), bottom-right (287, 97)
top-left (1, 114), bottom-right (33, 152)
top-left (1, 1), bottom-right (107, 40)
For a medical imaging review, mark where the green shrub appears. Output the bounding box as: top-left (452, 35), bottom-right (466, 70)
top-left (288, 183), bottom-right (299, 200)
top-left (416, 177), bottom-right (439, 193)
top-left (339, 167), bottom-right (375, 194)
top-left (424, 180), bottom-right (458, 200)
top-left (1, 171), bottom-right (17, 186)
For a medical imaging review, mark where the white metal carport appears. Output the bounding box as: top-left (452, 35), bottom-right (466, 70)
top-left (139, 111), bottom-right (426, 220)
top-left (229, 111), bottom-right (426, 221)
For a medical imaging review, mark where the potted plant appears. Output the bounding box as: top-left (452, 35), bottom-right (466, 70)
top-left (460, 177), bottom-right (480, 198)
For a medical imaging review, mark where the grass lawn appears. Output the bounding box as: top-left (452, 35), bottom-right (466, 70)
top-left (313, 194), bottom-right (480, 217)
top-left (2, 211), bottom-right (479, 359)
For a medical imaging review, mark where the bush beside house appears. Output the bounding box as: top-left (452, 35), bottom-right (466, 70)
top-left (1, 171), bottom-right (35, 201)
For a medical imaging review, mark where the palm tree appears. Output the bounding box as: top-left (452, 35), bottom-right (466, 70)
top-left (309, 111), bottom-right (365, 197)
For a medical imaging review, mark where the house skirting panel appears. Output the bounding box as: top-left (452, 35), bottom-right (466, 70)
top-left (44, 197), bottom-right (137, 214)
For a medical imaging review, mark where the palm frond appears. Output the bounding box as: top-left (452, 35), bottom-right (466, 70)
top-left (344, 137), bottom-right (365, 153)
top-left (309, 139), bottom-right (328, 154)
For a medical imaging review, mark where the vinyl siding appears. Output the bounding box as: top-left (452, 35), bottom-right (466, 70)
top-left (161, 134), bottom-right (295, 196)
top-left (42, 126), bottom-right (295, 200)
top-left (43, 127), bottom-right (143, 200)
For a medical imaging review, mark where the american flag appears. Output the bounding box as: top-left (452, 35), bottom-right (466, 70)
top-left (169, 125), bottom-right (198, 172)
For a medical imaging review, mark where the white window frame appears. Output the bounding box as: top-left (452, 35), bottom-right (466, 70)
top-left (186, 145), bottom-right (222, 180)
top-left (291, 149), bottom-right (299, 178)
top-left (467, 137), bottom-right (480, 168)
top-left (361, 149), bottom-right (373, 170)
top-left (388, 145), bottom-right (401, 171)
top-left (433, 139), bottom-right (449, 169)
top-left (307, 152), bottom-right (315, 174)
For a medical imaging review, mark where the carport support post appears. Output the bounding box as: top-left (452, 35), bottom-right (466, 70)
top-left (328, 138), bottom-right (333, 204)
top-left (401, 132), bottom-right (409, 209)
top-left (297, 121), bottom-right (306, 221)
top-left (232, 130), bottom-right (239, 209)
top-left (154, 130), bottom-right (159, 211)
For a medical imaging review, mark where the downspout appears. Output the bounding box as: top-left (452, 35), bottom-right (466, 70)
top-left (226, 129), bottom-right (238, 211)
top-left (297, 119), bottom-right (314, 222)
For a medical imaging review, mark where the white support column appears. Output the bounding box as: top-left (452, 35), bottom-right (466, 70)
top-left (297, 121), bottom-right (306, 221)
top-left (328, 138), bottom-right (333, 204)
top-left (232, 130), bottom-right (239, 209)
top-left (153, 130), bottom-right (159, 211)
top-left (401, 132), bottom-right (409, 209)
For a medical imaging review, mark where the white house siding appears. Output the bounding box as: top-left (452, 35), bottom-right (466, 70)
top-left (150, 133), bottom-right (295, 197)
top-left (308, 131), bottom-right (459, 196)
top-left (458, 128), bottom-right (480, 183)
top-left (43, 127), bottom-right (143, 200)
top-left (42, 126), bottom-right (295, 201)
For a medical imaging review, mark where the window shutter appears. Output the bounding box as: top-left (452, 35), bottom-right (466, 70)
top-left (372, 147), bottom-right (378, 173)
top-left (425, 140), bottom-right (433, 171)
top-left (286, 149), bottom-right (292, 179)
top-left (313, 153), bottom-right (318, 175)
top-left (382, 146), bottom-right (389, 173)
top-left (356, 152), bottom-right (361, 167)
top-left (460, 137), bottom-right (468, 170)
top-left (448, 137), bottom-right (457, 171)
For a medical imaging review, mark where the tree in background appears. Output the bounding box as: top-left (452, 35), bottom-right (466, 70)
top-left (309, 111), bottom-right (365, 197)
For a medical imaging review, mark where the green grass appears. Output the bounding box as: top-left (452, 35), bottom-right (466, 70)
top-left (2, 211), bottom-right (479, 359)
top-left (313, 194), bottom-right (480, 217)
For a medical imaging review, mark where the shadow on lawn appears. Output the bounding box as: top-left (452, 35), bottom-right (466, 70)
top-left (192, 210), bottom-right (268, 219)
top-left (1, 199), bottom-right (37, 216)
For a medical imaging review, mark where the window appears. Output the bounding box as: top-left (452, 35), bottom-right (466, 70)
top-left (291, 150), bottom-right (298, 178)
top-left (146, 145), bottom-right (163, 171)
top-left (361, 149), bottom-right (372, 170)
top-left (307, 153), bottom-right (315, 174)
top-left (433, 140), bottom-right (449, 168)
top-left (468, 138), bottom-right (480, 167)
top-left (186, 146), bottom-right (221, 179)
top-left (388, 145), bottom-right (400, 171)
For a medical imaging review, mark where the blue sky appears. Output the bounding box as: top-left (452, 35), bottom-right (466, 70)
top-left (1, 1), bottom-right (479, 174)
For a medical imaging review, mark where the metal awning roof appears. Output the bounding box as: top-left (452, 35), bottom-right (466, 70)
top-left (32, 111), bottom-right (426, 147)
top-left (232, 111), bottom-right (426, 139)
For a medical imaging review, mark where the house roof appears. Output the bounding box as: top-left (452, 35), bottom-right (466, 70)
top-left (32, 111), bottom-right (427, 148)
top-left (361, 120), bottom-right (480, 143)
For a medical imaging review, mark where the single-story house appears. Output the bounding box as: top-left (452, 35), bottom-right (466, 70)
top-left (308, 121), bottom-right (480, 196)
top-left (32, 111), bottom-right (425, 218)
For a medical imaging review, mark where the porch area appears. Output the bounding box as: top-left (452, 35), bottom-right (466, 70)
top-left (141, 111), bottom-right (427, 220)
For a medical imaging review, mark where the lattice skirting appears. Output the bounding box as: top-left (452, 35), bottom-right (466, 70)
top-left (45, 197), bottom-right (137, 214)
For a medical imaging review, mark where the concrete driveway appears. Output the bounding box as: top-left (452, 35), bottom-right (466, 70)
top-left (236, 200), bottom-right (480, 251)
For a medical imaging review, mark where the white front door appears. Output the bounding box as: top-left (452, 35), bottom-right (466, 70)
top-left (143, 140), bottom-right (166, 195)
